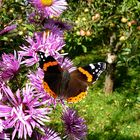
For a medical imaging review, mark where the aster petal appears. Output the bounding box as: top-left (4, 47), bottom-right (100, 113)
top-left (0, 105), bottom-right (11, 117)
top-left (3, 86), bottom-right (18, 105)
top-left (18, 122), bottom-right (23, 139)
top-left (23, 124), bottom-right (27, 140)
top-left (16, 89), bottom-right (21, 103)
top-left (62, 108), bottom-right (87, 139)
top-left (25, 122), bottom-right (33, 137)
top-left (33, 127), bottom-right (61, 140)
top-left (12, 125), bottom-right (18, 140)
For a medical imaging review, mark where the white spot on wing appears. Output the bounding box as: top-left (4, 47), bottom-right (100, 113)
top-left (40, 55), bottom-right (44, 58)
top-left (95, 69), bottom-right (98, 72)
top-left (98, 62), bottom-right (101, 65)
top-left (45, 53), bottom-right (48, 58)
top-left (89, 64), bottom-right (95, 69)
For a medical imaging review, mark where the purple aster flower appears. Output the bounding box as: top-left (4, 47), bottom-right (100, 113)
top-left (28, 68), bottom-right (57, 106)
top-left (43, 22), bottom-right (63, 37)
top-left (62, 108), bottom-right (87, 140)
top-left (0, 82), bottom-right (4, 100)
top-left (30, 0), bottom-right (68, 17)
top-left (0, 82), bottom-right (7, 101)
top-left (0, 92), bottom-right (2, 101)
top-left (0, 133), bottom-right (10, 140)
top-left (28, 11), bottom-right (44, 24)
top-left (0, 119), bottom-right (4, 133)
top-left (44, 18), bottom-right (73, 32)
top-left (19, 32), bottom-right (65, 66)
top-left (34, 127), bottom-right (61, 140)
top-left (41, 128), bottom-right (61, 140)
top-left (0, 51), bottom-right (22, 81)
top-left (42, 19), bottom-right (72, 37)
top-left (28, 68), bottom-right (44, 93)
top-left (0, 84), bottom-right (52, 140)
top-left (56, 56), bottom-right (76, 72)
top-left (0, 24), bottom-right (17, 36)
top-left (0, 119), bottom-right (10, 140)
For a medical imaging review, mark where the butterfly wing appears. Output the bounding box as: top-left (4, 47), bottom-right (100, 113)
top-left (65, 62), bottom-right (106, 103)
top-left (80, 62), bottom-right (106, 83)
top-left (64, 70), bottom-right (89, 103)
top-left (38, 52), bottom-right (63, 98)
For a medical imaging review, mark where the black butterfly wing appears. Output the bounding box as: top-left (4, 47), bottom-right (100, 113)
top-left (65, 62), bottom-right (106, 103)
top-left (43, 66), bottom-right (62, 98)
top-left (38, 52), bottom-right (63, 98)
top-left (81, 62), bottom-right (106, 83)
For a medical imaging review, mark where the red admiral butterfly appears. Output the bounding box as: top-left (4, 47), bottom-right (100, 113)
top-left (38, 52), bottom-right (106, 103)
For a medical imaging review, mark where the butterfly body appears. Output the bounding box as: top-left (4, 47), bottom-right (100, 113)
top-left (38, 52), bottom-right (106, 103)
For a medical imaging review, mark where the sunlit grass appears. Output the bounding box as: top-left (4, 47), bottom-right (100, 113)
top-left (77, 88), bottom-right (140, 140)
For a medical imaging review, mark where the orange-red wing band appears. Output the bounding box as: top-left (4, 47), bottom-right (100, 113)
top-left (43, 81), bottom-right (57, 98)
top-left (67, 91), bottom-right (87, 103)
top-left (78, 67), bottom-right (93, 82)
top-left (43, 61), bottom-right (58, 71)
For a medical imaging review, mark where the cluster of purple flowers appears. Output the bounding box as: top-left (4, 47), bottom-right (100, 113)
top-left (0, 0), bottom-right (87, 139)
top-left (0, 52), bottom-right (22, 81)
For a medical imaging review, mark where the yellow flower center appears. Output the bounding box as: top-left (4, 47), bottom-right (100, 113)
top-left (40, 0), bottom-right (53, 6)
